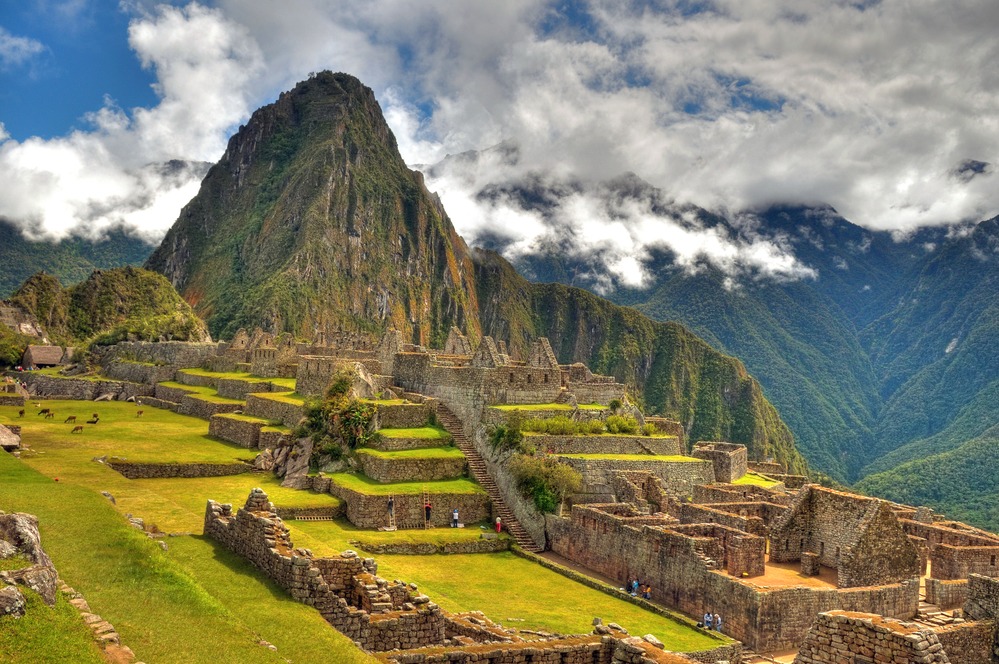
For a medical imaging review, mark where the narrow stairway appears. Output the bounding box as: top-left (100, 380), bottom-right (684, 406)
top-left (435, 406), bottom-right (543, 553)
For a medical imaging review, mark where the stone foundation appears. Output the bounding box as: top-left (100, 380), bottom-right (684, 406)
top-left (107, 460), bottom-right (251, 479)
top-left (204, 489), bottom-right (451, 652)
top-left (177, 395), bottom-right (244, 420)
top-left (244, 394), bottom-right (304, 427)
top-left (329, 484), bottom-right (491, 529)
top-left (209, 414), bottom-right (266, 449)
top-left (794, 611), bottom-right (951, 664)
top-left (355, 451), bottom-right (467, 483)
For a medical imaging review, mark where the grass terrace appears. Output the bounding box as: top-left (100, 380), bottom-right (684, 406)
top-left (355, 447), bottom-right (464, 460)
top-left (491, 403), bottom-right (606, 412)
top-left (0, 452), bottom-right (373, 663)
top-left (32, 367), bottom-right (107, 382)
top-left (0, 587), bottom-right (107, 663)
top-left (250, 391), bottom-right (306, 406)
top-left (330, 473), bottom-right (484, 496)
top-left (554, 454), bottom-right (700, 462)
top-left (284, 522), bottom-right (726, 653)
top-left (732, 471), bottom-right (781, 488)
top-left (291, 518), bottom-right (507, 551)
top-left (176, 368), bottom-right (297, 391)
top-left (358, 398), bottom-right (411, 406)
top-left (377, 426), bottom-right (450, 440)
top-left (156, 381), bottom-right (245, 404)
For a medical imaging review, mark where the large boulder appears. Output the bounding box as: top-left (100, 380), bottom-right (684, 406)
top-left (0, 425), bottom-right (19, 452)
top-left (0, 585), bottom-right (26, 617)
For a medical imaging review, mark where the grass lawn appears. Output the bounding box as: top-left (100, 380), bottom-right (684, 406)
top-left (732, 471), bottom-right (781, 488)
top-left (178, 369), bottom-right (298, 392)
top-left (215, 413), bottom-right (283, 426)
top-left (492, 403), bottom-right (607, 412)
top-left (355, 447), bottom-right (464, 460)
top-left (0, 589), bottom-right (106, 663)
top-left (554, 454), bottom-right (701, 462)
top-left (0, 452), bottom-right (371, 663)
top-left (283, 521), bottom-right (724, 653)
top-left (290, 518), bottom-right (506, 550)
top-left (331, 473), bottom-right (484, 496)
top-left (378, 426), bottom-right (449, 439)
top-left (250, 392), bottom-right (305, 406)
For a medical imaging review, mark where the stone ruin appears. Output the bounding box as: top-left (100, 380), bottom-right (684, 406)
top-left (203, 489), bottom-right (737, 663)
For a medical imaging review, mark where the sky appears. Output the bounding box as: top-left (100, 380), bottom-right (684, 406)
top-left (1, 1), bottom-right (997, 288)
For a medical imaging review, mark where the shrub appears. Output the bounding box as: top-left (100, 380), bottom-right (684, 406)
top-left (608, 398), bottom-right (622, 412)
top-left (641, 423), bottom-right (657, 437)
top-left (586, 419), bottom-right (606, 434)
top-left (489, 424), bottom-right (524, 453)
top-left (325, 365), bottom-right (355, 399)
top-left (605, 414), bottom-right (639, 434)
top-left (508, 454), bottom-right (582, 513)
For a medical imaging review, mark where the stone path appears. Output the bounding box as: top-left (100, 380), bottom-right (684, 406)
top-left (435, 406), bottom-right (542, 552)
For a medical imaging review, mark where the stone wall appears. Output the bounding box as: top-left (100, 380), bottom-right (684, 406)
top-left (217, 378), bottom-right (286, 400)
top-left (354, 538), bottom-right (510, 556)
top-left (103, 360), bottom-right (176, 385)
top-left (376, 403), bottom-right (435, 429)
top-left (930, 544), bottom-right (999, 580)
top-left (925, 578), bottom-right (968, 610)
top-left (153, 384), bottom-right (192, 403)
top-left (523, 433), bottom-right (682, 456)
top-left (965, 574), bottom-right (999, 621)
top-left (556, 456), bottom-right (714, 500)
top-left (369, 435), bottom-right (449, 451)
top-left (177, 394), bottom-right (243, 420)
top-left (691, 442), bottom-right (748, 483)
top-left (175, 371), bottom-right (218, 388)
top-left (209, 414), bottom-right (265, 449)
top-left (355, 451), bottom-right (467, 483)
top-left (296, 355), bottom-right (383, 396)
top-left (203, 489), bottom-right (450, 652)
top-left (793, 611), bottom-right (951, 664)
top-left (244, 394), bottom-right (304, 427)
top-left (692, 484), bottom-right (790, 506)
top-left (139, 396), bottom-right (178, 412)
top-left (934, 621), bottom-right (994, 664)
top-left (107, 460), bottom-right (250, 479)
top-left (329, 484), bottom-right (491, 529)
top-left (547, 503), bottom-right (920, 652)
top-left (769, 486), bottom-right (921, 589)
top-left (18, 373), bottom-right (154, 401)
top-left (96, 341), bottom-right (220, 369)
top-left (0, 394), bottom-right (24, 406)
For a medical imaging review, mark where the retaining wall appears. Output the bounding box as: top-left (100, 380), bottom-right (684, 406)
top-left (244, 394), bottom-right (303, 427)
top-left (209, 414), bottom-right (264, 449)
top-left (177, 395), bottom-right (243, 420)
top-left (107, 460), bottom-right (250, 479)
top-left (523, 433), bottom-right (682, 456)
top-left (355, 451), bottom-right (467, 483)
top-left (329, 484), bottom-right (491, 529)
top-left (18, 374), bottom-right (154, 401)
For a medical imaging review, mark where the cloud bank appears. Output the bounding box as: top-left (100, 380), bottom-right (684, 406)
top-left (1, 0), bottom-right (997, 284)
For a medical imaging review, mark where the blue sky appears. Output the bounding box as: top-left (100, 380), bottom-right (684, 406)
top-left (1, 1), bottom-right (997, 284)
top-left (0, 3), bottom-right (160, 140)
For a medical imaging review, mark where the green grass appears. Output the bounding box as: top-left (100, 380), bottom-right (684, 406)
top-left (215, 413), bottom-right (280, 425)
top-left (177, 369), bottom-right (297, 391)
top-left (355, 447), bottom-right (464, 460)
top-left (732, 472), bottom-right (780, 488)
top-left (492, 403), bottom-right (606, 412)
top-left (0, 589), bottom-right (106, 663)
top-left (359, 398), bottom-right (410, 406)
top-left (0, 400), bottom-right (255, 465)
top-left (554, 454), bottom-right (700, 462)
top-left (185, 392), bottom-right (245, 405)
top-left (0, 452), bottom-right (348, 663)
top-left (33, 367), bottom-right (107, 382)
top-left (250, 392), bottom-right (305, 406)
top-left (377, 426), bottom-right (449, 439)
top-left (0, 553), bottom-right (31, 571)
top-left (157, 380), bottom-right (215, 395)
top-left (330, 473), bottom-right (484, 496)
top-left (290, 518), bottom-right (506, 550)
top-left (283, 523), bottom-right (723, 653)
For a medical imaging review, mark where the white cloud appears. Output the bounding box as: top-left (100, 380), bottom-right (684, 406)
top-left (3, 0), bottom-right (999, 284)
top-left (0, 3), bottom-right (261, 241)
top-left (0, 27), bottom-right (45, 69)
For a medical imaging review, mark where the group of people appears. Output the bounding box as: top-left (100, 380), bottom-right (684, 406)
top-left (699, 611), bottom-right (723, 632)
top-left (626, 579), bottom-right (652, 600)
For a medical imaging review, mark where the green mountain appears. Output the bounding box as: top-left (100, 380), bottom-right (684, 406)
top-left (146, 72), bottom-right (480, 346)
top-left (145, 71), bottom-right (806, 473)
top-left (5, 267), bottom-right (209, 349)
top-left (0, 219), bottom-right (154, 298)
top-left (455, 174), bottom-right (999, 501)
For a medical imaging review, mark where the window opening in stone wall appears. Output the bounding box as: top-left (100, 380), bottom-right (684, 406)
top-left (509, 373), bottom-right (514, 383)
top-left (836, 546), bottom-right (840, 559)
top-left (527, 374), bottom-right (532, 384)
top-left (543, 373), bottom-right (548, 383)
top-left (591, 651), bottom-right (601, 664)
top-left (820, 542), bottom-right (825, 557)
top-left (992, 555), bottom-right (996, 566)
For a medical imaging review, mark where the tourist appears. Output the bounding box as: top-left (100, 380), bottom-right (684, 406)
top-left (703, 612), bottom-right (713, 630)
top-left (387, 496), bottom-right (394, 518)
top-left (642, 585), bottom-right (651, 600)
top-left (424, 500), bottom-right (432, 525)
top-left (714, 613), bottom-right (722, 632)
top-left (630, 579), bottom-right (639, 596)
top-left (495, 516), bottom-right (502, 533)
top-left (452, 507), bottom-right (459, 528)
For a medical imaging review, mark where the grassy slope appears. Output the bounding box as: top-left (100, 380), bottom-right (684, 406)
top-left (0, 590), bottom-right (106, 663)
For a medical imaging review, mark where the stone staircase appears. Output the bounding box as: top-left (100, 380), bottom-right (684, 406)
top-left (435, 406), bottom-right (542, 553)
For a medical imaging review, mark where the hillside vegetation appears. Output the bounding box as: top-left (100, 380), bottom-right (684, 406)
top-left (144, 71), bottom-right (806, 473)
top-left (4, 266), bottom-right (209, 349)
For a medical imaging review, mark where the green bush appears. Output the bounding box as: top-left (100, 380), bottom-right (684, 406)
top-left (508, 454), bottom-right (582, 513)
top-left (521, 416), bottom-right (608, 435)
top-left (608, 398), bottom-right (622, 412)
top-left (489, 424), bottom-right (524, 453)
top-left (605, 414), bottom-right (639, 434)
top-left (641, 423), bottom-right (657, 437)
